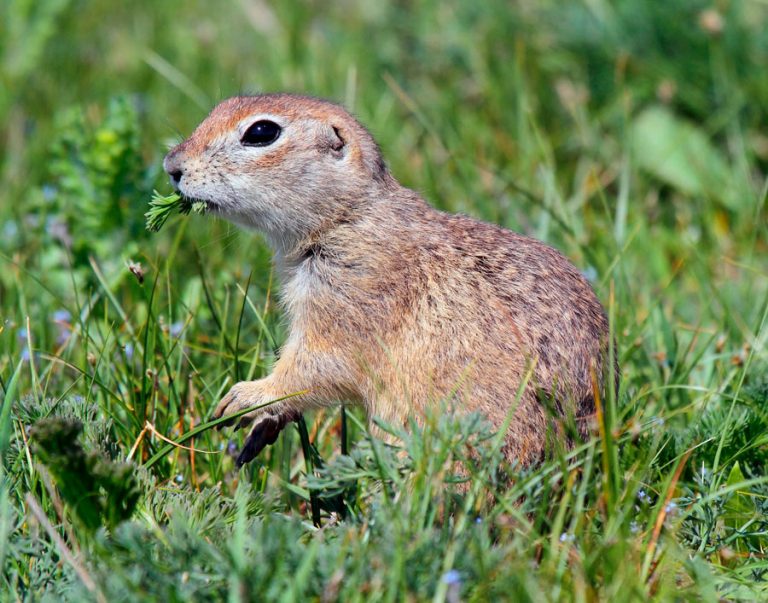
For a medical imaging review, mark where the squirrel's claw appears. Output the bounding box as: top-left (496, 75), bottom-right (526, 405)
top-left (235, 411), bottom-right (302, 467)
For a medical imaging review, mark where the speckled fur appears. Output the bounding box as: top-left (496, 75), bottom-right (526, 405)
top-left (164, 94), bottom-right (612, 466)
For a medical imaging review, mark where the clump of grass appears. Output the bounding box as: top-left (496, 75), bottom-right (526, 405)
top-left (30, 417), bottom-right (140, 532)
top-left (145, 190), bottom-right (207, 232)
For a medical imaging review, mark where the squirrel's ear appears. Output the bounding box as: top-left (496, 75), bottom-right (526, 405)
top-left (319, 124), bottom-right (346, 159)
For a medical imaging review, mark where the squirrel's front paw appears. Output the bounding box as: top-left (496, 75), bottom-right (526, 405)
top-left (213, 381), bottom-right (268, 429)
top-left (213, 380), bottom-right (302, 466)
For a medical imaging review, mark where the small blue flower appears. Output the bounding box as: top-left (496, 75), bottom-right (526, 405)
top-left (637, 489), bottom-right (651, 504)
top-left (45, 217), bottom-right (72, 246)
top-left (630, 520), bottom-right (640, 534)
top-left (581, 266), bottom-right (598, 283)
top-left (664, 501), bottom-right (678, 515)
top-left (17, 328), bottom-right (28, 342)
top-left (169, 321), bottom-right (184, 338)
top-left (475, 516), bottom-right (482, 524)
top-left (2, 221), bottom-right (18, 240)
top-left (53, 310), bottom-right (73, 344)
top-left (441, 570), bottom-right (461, 585)
top-left (559, 532), bottom-right (575, 543)
top-left (227, 441), bottom-right (238, 456)
top-left (175, 474), bottom-right (184, 484)
top-left (42, 184), bottom-right (57, 201)
top-left (124, 343), bottom-right (134, 360)
top-left (53, 309), bottom-right (72, 323)
top-left (20, 347), bottom-right (30, 362)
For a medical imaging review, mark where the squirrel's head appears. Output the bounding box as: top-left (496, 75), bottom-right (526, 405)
top-left (163, 94), bottom-right (391, 250)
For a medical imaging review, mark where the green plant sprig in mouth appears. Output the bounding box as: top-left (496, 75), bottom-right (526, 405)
top-left (145, 190), bottom-right (208, 232)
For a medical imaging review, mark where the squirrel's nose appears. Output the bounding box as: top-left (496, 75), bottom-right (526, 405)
top-left (169, 169), bottom-right (183, 185)
top-left (163, 152), bottom-right (185, 188)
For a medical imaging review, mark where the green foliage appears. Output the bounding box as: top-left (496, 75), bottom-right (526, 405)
top-left (8, 399), bottom-right (768, 601)
top-left (30, 417), bottom-right (140, 532)
top-left (631, 106), bottom-right (743, 211)
top-left (145, 191), bottom-right (206, 233)
top-left (0, 0), bottom-right (767, 600)
top-left (0, 0), bottom-right (71, 119)
top-left (47, 96), bottom-right (148, 265)
top-left (0, 362), bottom-right (22, 464)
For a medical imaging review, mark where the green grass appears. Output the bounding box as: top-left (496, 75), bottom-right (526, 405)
top-left (144, 191), bottom-right (206, 233)
top-left (1, 0), bottom-right (767, 600)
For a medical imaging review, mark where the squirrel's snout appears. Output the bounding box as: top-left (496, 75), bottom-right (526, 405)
top-left (163, 151), bottom-right (185, 189)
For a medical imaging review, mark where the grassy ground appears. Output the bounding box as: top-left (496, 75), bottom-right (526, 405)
top-left (1, 0), bottom-right (767, 600)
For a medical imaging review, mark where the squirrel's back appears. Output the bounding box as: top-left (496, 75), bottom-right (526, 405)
top-left (283, 188), bottom-right (609, 461)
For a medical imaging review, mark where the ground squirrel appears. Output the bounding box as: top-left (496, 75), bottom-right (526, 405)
top-left (163, 94), bottom-right (612, 468)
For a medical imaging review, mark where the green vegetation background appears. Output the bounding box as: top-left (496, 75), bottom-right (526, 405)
top-left (1, 0), bottom-right (767, 600)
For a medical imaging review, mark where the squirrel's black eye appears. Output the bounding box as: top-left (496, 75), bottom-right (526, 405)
top-left (241, 120), bottom-right (281, 146)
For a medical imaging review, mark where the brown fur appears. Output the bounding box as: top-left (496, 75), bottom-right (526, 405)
top-left (163, 94), bottom-right (613, 467)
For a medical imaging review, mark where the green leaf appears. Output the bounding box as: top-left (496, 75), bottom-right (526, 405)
top-left (631, 106), bottom-right (737, 209)
top-left (143, 393), bottom-right (304, 469)
top-left (723, 462), bottom-right (758, 554)
top-left (0, 360), bottom-right (22, 465)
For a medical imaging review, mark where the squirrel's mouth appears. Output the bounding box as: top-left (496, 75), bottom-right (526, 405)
top-left (180, 193), bottom-right (220, 214)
